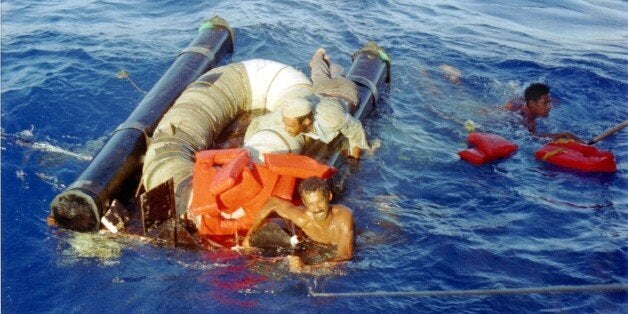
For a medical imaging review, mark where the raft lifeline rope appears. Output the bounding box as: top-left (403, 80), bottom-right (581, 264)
top-left (308, 283), bottom-right (628, 298)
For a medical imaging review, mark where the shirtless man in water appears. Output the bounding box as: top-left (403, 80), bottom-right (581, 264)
top-left (243, 176), bottom-right (354, 272)
top-left (505, 83), bottom-right (582, 142)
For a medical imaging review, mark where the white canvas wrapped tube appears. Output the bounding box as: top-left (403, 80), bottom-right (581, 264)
top-left (242, 59), bottom-right (311, 111)
top-left (142, 60), bottom-right (311, 213)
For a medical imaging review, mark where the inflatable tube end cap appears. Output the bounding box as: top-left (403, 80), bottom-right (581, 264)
top-left (50, 189), bottom-right (101, 232)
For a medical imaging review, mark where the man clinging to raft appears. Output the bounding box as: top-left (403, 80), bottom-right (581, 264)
top-left (243, 176), bottom-right (354, 272)
top-left (244, 48), bottom-right (370, 162)
top-left (505, 82), bottom-right (583, 142)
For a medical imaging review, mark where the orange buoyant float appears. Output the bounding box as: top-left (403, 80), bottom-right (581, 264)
top-left (196, 148), bottom-right (247, 165)
top-left (210, 150), bottom-right (250, 195)
top-left (189, 162), bottom-right (219, 217)
top-left (272, 175), bottom-right (297, 200)
top-left (535, 139), bottom-right (616, 173)
top-left (241, 163), bottom-right (279, 213)
top-left (188, 149), bottom-right (336, 235)
top-left (264, 153), bottom-right (337, 179)
top-left (218, 167), bottom-right (262, 210)
top-left (458, 132), bottom-right (518, 165)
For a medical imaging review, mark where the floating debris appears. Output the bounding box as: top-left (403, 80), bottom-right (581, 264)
top-left (117, 69), bottom-right (146, 94)
top-left (439, 64), bottom-right (461, 84)
top-left (464, 119), bottom-right (478, 132)
top-left (59, 232), bottom-right (122, 266)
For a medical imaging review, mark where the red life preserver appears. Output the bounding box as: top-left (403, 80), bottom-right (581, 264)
top-left (458, 148), bottom-right (487, 165)
top-left (535, 140), bottom-right (616, 173)
top-left (189, 150), bottom-right (335, 235)
top-left (458, 132), bottom-right (518, 165)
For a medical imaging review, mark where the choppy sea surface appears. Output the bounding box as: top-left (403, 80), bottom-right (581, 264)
top-left (2, 0), bottom-right (627, 312)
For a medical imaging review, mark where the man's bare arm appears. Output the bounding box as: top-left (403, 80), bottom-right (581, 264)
top-left (243, 197), bottom-right (288, 247)
top-left (329, 207), bottom-right (354, 262)
top-left (536, 131), bottom-right (583, 143)
top-left (243, 197), bottom-right (306, 247)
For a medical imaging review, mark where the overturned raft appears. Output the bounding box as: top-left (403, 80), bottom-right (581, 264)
top-left (50, 16), bottom-right (234, 232)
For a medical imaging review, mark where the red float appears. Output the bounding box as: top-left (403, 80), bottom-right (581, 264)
top-left (458, 132), bottom-right (518, 165)
top-left (535, 140), bottom-right (616, 173)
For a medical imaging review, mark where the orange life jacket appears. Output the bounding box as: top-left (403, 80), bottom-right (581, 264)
top-left (195, 148), bottom-right (247, 165)
top-left (189, 149), bottom-right (336, 236)
top-left (272, 175), bottom-right (297, 200)
top-left (264, 153), bottom-right (337, 178)
top-left (210, 150), bottom-right (250, 195)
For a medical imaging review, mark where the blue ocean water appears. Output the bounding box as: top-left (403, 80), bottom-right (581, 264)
top-left (2, 0), bottom-right (627, 312)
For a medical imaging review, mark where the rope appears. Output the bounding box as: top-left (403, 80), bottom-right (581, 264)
top-left (309, 283), bottom-right (628, 298)
top-left (346, 74), bottom-right (379, 103)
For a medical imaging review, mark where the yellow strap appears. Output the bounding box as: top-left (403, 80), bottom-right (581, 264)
top-left (553, 138), bottom-right (573, 144)
top-left (542, 149), bottom-right (565, 161)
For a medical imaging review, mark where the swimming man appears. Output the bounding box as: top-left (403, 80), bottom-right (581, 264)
top-left (505, 83), bottom-right (582, 142)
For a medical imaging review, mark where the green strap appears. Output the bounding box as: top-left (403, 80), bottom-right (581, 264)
top-left (378, 50), bottom-right (390, 63)
top-left (198, 21), bottom-right (213, 33)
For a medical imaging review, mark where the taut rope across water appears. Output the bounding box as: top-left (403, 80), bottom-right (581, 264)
top-left (309, 283), bottom-right (628, 298)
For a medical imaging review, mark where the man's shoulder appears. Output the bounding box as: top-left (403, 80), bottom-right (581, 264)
top-left (331, 205), bottom-right (353, 218)
top-left (504, 97), bottom-right (525, 111)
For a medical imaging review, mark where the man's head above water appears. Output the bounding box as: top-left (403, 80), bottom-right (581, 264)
top-left (282, 111), bottom-right (312, 137)
top-left (298, 176), bottom-right (331, 198)
top-left (524, 83), bottom-right (551, 118)
top-left (298, 177), bottom-right (332, 222)
top-left (280, 87), bottom-right (315, 136)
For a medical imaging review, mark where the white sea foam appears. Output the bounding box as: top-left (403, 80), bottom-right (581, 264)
top-left (36, 172), bottom-right (66, 191)
top-left (17, 125), bottom-right (35, 140)
top-left (17, 140), bottom-right (93, 161)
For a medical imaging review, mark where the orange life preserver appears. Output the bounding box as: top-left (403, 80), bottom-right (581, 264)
top-left (264, 153), bottom-right (337, 179)
top-left (240, 163), bottom-right (279, 219)
top-left (196, 148), bottom-right (247, 166)
top-left (218, 167), bottom-right (262, 211)
top-left (189, 150), bottom-right (334, 236)
top-left (535, 140), bottom-right (616, 173)
top-left (272, 175), bottom-right (297, 200)
top-left (210, 150), bottom-right (250, 195)
top-left (189, 162), bottom-right (220, 217)
top-left (459, 132), bottom-right (517, 165)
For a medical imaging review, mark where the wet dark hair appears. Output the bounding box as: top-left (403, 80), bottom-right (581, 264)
top-left (524, 83), bottom-right (550, 103)
top-left (298, 176), bottom-right (330, 198)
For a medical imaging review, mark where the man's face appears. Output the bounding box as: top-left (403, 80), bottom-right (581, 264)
top-left (530, 94), bottom-right (552, 117)
top-left (302, 190), bottom-right (331, 222)
top-left (282, 116), bottom-right (306, 137)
